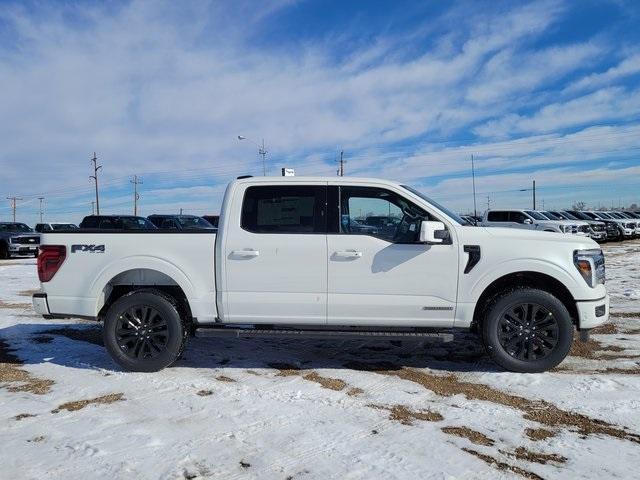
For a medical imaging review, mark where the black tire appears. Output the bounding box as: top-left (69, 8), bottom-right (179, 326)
top-left (103, 289), bottom-right (188, 372)
top-left (481, 288), bottom-right (573, 373)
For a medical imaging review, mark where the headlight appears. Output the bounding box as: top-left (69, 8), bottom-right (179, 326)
top-left (574, 249), bottom-right (605, 287)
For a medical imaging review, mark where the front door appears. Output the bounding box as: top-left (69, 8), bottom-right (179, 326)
top-left (223, 183), bottom-right (328, 324)
top-left (327, 185), bottom-right (458, 327)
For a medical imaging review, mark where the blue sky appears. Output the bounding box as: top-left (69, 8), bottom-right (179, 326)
top-left (1, 0), bottom-right (640, 224)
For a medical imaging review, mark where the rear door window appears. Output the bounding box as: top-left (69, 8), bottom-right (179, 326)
top-left (487, 211), bottom-right (508, 222)
top-left (241, 185), bottom-right (326, 234)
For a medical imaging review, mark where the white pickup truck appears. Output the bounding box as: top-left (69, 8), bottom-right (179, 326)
top-left (33, 176), bottom-right (609, 373)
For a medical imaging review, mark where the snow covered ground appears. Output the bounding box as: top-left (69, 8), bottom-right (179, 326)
top-left (1, 240), bottom-right (639, 480)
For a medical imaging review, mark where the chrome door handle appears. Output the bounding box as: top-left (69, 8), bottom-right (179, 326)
top-left (335, 250), bottom-right (363, 258)
top-left (231, 249), bottom-right (260, 257)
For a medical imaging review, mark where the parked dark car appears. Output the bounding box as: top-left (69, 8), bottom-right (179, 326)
top-left (79, 215), bottom-right (157, 230)
top-left (35, 223), bottom-right (79, 232)
top-left (0, 222), bottom-right (40, 258)
top-left (202, 215), bottom-right (219, 228)
top-left (147, 215), bottom-right (215, 231)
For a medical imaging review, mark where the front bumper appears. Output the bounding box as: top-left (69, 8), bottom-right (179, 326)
top-left (589, 232), bottom-right (607, 241)
top-left (8, 244), bottom-right (39, 255)
top-left (576, 294), bottom-right (609, 329)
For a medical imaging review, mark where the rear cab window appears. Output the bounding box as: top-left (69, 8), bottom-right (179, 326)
top-left (241, 185), bottom-right (326, 234)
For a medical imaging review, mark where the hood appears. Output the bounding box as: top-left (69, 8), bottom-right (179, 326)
top-left (475, 226), bottom-right (598, 248)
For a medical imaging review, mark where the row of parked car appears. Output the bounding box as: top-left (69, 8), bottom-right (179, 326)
top-left (461, 209), bottom-right (640, 242)
top-left (0, 214), bottom-right (219, 258)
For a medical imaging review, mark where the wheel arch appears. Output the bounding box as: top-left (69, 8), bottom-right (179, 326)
top-left (90, 257), bottom-right (196, 322)
top-left (471, 271), bottom-right (578, 331)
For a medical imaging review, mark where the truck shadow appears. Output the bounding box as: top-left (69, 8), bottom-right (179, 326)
top-left (1, 322), bottom-right (499, 374)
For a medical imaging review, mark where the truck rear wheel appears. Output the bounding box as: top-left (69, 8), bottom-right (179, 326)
top-left (103, 290), bottom-right (187, 372)
top-left (481, 288), bottom-right (573, 373)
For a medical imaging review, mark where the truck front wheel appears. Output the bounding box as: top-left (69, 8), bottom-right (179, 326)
top-left (481, 288), bottom-right (573, 373)
top-left (103, 290), bottom-right (188, 372)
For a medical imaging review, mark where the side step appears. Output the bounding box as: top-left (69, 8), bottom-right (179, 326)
top-left (195, 326), bottom-right (454, 342)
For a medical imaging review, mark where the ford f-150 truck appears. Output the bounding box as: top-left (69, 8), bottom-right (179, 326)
top-left (32, 176), bottom-right (609, 373)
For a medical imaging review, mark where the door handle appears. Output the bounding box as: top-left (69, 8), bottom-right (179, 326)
top-left (334, 250), bottom-right (363, 258)
top-left (231, 249), bottom-right (260, 257)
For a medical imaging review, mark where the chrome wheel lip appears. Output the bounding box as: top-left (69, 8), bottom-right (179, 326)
top-left (115, 304), bottom-right (169, 360)
top-left (497, 302), bottom-right (559, 362)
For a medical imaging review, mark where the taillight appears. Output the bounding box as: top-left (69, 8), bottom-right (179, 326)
top-left (38, 245), bottom-right (66, 282)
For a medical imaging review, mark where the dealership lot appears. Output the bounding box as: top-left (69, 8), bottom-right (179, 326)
top-left (1, 241), bottom-right (639, 479)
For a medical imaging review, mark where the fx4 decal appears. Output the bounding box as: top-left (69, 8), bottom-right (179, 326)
top-left (71, 244), bottom-right (105, 253)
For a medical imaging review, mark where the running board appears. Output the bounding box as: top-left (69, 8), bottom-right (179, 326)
top-left (195, 326), bottom-right (454, 342)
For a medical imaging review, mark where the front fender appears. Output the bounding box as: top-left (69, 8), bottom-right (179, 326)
top-left (464, 257), bottom-right (587, 304)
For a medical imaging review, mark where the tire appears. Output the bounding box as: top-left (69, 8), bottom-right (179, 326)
top-left (103, 289), bottom-right (188, 372)
top-left (481, 288), bottom-right (573, 373)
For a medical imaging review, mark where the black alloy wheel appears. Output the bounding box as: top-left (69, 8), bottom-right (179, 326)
top-left (497, 303), bottom-right (559, 362)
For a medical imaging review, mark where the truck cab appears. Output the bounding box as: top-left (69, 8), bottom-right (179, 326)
top-left (33, 177), bottom-right (609, 374)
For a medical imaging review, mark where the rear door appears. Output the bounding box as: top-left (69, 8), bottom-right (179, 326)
top-left (326, 185), bottom-right (458, 327)
top-left (222, 183), bottom-right (328, 324)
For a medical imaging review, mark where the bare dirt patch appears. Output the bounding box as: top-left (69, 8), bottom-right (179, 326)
top-left (507, 446), bottom-right (567, 465)
top-left (591, 323), bottom-right (618, 334)
top-left (525, 428), bottom-right (557, 441)
top-left (611, 311), bottom-right (640, 319)
top-left (0, 339), bottom-right (54, 395)
top-left (18, 289), bottom-right (39, 297)
top-left (569, 338), bottom-right (629, 360)
top-left (346, 362), bottom-right (640, 444)
top-left (40, 327), bottom-right (103, 346)
top-left (302, 371), bottom-right (346, 391)
top-left (441, 426), bottom-right (494, 446)
top-left (462, 448), bottom-right (543, 480)
top-left (346, 387), bottom-right (364, 397)
top-left (368, 403), bottom-right (443, 425)
top-left (197, 390), bottom-right (213, 396)
top-left (215, 375), bottom-right (236, 383)
top-left (14, 413), bottom-right (37, 421)
top-left (0, 300), bottom-right (31, 309)
top-left (51, 393), bottom-right (124, 413)
top-left (269, 363), bottom-right (348, 391)
top-left (27, 436), bottom-right (45, 443)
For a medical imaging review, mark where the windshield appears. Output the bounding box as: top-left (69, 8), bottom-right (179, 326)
top-left (177, 216), bottom-right (214, 229)
top-left (560, 211), bottom-right (579, 220)
top-left (0, 223), bottom-right (32, 232)
top-left (542, 211), bottom-right (561, 220)
top-left (596, 212), bottom-right (612, 219)
top-left (52, 224), bottom-right (78, 230)
top-left (400, 185), bottom-right (469, 225)
top-left (525, 210), bottom-right (548, 220)
top-left (121, 217), bottom-right (157, 230)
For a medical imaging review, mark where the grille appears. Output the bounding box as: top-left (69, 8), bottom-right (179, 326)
top-left (579, 225), bottom-right (589, 233)
top-left (592, 224), bottom-right (604, 231)
top-left (12, 236), bottom-right (40, 245)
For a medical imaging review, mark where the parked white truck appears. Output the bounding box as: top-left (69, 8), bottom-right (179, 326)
top-left (33, 176), bottom-right (609, 373)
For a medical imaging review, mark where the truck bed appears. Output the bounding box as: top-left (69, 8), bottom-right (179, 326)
top-left (36, 231), bottom-right (217, 324)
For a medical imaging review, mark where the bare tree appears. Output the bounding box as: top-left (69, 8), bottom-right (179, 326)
top-left (572, 201), bottom-right (586, 210)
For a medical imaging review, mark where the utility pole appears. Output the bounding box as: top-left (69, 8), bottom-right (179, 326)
top-left (471, 154), bottom-right (477, 217)
top-left (486, 195), bottom-right (491, 212)
top-left (90, 152), bottom-right (102, 215)
top-left (532, 180), bottom-right (536, 210)
top-left (259, 139), bottom-right (267, 176)
top-left (130, 175), bottom-right (143, 216)
top-left (91, 201), bottom-right (95, 215)
top-left (38, 197), bottom-right (45, 223)
top-left (6, 196), bottom-right (22, 222)
top-left (338, 150), bottom-right (346, 177)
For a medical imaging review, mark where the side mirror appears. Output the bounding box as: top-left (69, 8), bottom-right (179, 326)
top-left (419, 221), bottom-right (448, 244)
top-left (523, 218), bottom-right (533, 225)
